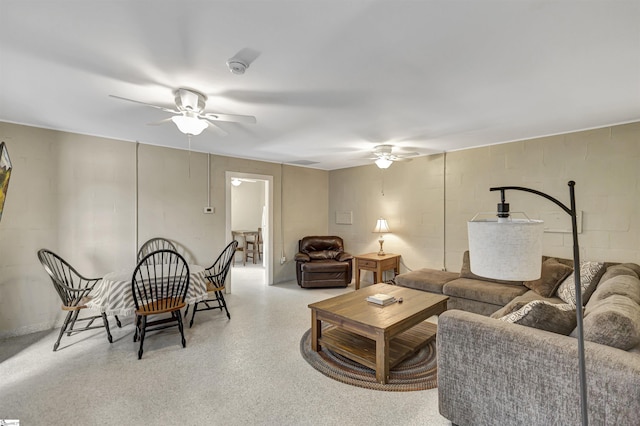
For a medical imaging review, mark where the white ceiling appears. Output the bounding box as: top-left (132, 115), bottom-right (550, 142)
top-left (1, 1), bottom-right (638, 170)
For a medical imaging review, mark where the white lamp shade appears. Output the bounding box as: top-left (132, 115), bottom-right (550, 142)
top-left (171, 114), bottom-right (208, 135)
top-left (375, 158), bottom-right (393, 169)
top-left (373, 218), bottom-right (391, 233)
top-left (467, 218), bottom-right (544, 281)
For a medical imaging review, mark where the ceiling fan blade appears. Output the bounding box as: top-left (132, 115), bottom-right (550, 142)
top-left (109, 94), bottom-right (179, 114)
top-left (201, 112), bottom-right (257, 124)
top-left (202, 119), bottom-right (229, 136)
top-left (146, 117), bottom-right (174, 126)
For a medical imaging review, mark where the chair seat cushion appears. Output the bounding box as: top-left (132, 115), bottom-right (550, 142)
top-left (300, 259), bottom-right (349, 273)
top-left (137, 298), bottom-right (186, 315)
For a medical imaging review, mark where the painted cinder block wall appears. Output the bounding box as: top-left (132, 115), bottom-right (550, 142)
top-left (0, 122), bottom-right (328, 338)
top-left (329, 121), bottom-right (640, 283)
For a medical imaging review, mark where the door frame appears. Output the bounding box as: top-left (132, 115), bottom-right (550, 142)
top-left (225, 171), bottom-right (273, 287)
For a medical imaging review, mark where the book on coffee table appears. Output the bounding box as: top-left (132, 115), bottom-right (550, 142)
top-left (366, 293), bottom-right (396, 306)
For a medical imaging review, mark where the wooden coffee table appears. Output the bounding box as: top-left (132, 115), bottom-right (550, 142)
top-left (308, 283), bottom-right (448, 384)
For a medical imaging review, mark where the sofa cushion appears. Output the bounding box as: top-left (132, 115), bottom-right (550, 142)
top-left (395, 268), bottom-right (458, 294)
top-left (459, 251), bottom-right (523, 285)
top-left (582, 295), bottom-right (640, 350)
top-left (443, 278), bottom-right (527, 307)
top-left (556, 261), bottom-right (605, 306)
top-left (589, 274), bottom-right (640, 306)
top-left (524, 258), bottom-right (573, 298)
top-left (499, 300), bottom-right (577, 335)
top-left (618, 262), bottom-right (640, 277)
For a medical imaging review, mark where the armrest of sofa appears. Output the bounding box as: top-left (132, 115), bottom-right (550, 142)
top-left (437, 310), bottom-right (640, 426)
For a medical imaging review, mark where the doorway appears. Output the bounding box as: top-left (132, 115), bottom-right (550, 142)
top-left (225, 171), bottom-right (273, 289)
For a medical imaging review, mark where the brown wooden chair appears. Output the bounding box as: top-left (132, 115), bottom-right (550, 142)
top-left (246, 227), bottom-right (263, 263)
top-left (37, 249), bottom-right (119, 351)
top-left (131, 249), bottom-right (190, 359)
top-left (187, 240), bottom-right (238, 326)
top-left (137, 237), bottom-right (178, 265)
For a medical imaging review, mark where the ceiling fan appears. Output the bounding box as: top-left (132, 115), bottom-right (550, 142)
top-left (370, 144), bottom-right (420, 169)
top-left (110, 88), bottom-right (257, 136)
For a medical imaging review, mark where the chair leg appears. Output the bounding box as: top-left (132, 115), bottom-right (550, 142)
top-left (177, 312), bottom-right (187, 348)
top-left (101, 313), bottom-right (113, 343)
top-left (217, 291), bottom-right (231, 319)
top-left (137, 316), bottom-right (146, 360)
top-left (133, 315), bottom-right (141, 342)
top-left (115, 315), bottom-right (122, 328)
top-left (54, 311), bottom-right (73, 351)
top-left (184, 305), bottom-right (190, 318)
top-left (67, 310), bottom-right (81, 336)
top-left (189, 302), bottom-right (198, 328)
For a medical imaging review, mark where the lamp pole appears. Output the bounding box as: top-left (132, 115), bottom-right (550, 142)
top-left (489, 181), bottom-right (587, 426)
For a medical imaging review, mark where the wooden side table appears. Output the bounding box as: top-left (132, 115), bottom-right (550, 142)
top-left (353, 253), bottom-right (401, 290)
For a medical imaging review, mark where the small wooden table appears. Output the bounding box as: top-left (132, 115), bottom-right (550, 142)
top-left (308, 283), bottom-right (448, 384)
top-left (354, 253), bottom-right (400, 290)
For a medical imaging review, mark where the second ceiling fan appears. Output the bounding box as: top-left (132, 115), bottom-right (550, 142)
top-left (110, 88), bottom-right (257, 136)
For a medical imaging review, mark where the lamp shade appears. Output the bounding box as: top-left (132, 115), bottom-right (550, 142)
top-left (373, 218), bottom-right (391, 233)
top-left (375, 158), bottom-right (393, 169)
top-left (171, 114), bottom-right (208, 135)
top-left (467, 218), bottom-right (544, 281)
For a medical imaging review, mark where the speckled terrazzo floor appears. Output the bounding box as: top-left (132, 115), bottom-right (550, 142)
top-left (0, 265), bottom-right (450, 426)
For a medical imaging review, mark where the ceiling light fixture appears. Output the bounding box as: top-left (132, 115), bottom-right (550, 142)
top-left (171, 112), bottom-right (208, 136)
top-left (231, 178), bottom-right (242, 187)
top-left (375, 158), bottom-right (393, 169)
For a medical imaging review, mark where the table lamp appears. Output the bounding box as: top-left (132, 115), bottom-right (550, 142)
top-left (373, 218), bottom-right (391, 256)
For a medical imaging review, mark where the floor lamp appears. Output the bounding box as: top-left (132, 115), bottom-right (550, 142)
top-left (467, 181), bottom-right (587, 426)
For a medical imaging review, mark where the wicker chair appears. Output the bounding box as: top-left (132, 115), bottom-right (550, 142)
top-left (131, 249), bottom-right (190, 359)
top-left (187, 240), bottom-right (238, 327)
top-left (37, 249), bottom-right (119, 351)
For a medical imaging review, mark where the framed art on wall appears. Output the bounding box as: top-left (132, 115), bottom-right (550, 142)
top-left (0, 141), bottom-right (12, 223)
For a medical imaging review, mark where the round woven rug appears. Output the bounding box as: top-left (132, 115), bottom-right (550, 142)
top-left (299, 328), bottom-right (438, 392)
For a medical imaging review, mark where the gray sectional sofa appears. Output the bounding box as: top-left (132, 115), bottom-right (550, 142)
top-left (395, 252), bottom-right (640, 426)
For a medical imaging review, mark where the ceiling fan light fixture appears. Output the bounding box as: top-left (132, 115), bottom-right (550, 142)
top-left (375, 158), bottom-right (393, 169)
top-left (171, 113), bottom-right (208, 136)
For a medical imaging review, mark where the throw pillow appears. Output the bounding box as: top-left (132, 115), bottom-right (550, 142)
top-left (556, 261), bottom-right (604, 307)
top-left (499, 300), bottom-right (577, 335)
top-left (524, 258), bottom-right (573, 298)
top-left (459, 251), bottom-right (523, 285)
top-left (582, 295), bottom-right (640, 351)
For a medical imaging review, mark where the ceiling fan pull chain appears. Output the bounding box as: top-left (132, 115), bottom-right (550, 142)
top-left (188, 134), bottom-right (192, 178)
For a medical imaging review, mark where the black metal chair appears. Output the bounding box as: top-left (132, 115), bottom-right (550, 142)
top-left (131, 249), bottom-right (190, 359)
top-left (37, 249), bottom-right (119, 351)
top-left (187, 240), bottom-right (238, 327)
top-left (137, 237), bottom-right (178, 265)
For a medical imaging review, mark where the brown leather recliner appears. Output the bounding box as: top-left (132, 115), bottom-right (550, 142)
top-left (294, 236), bottom-right (353, 288)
